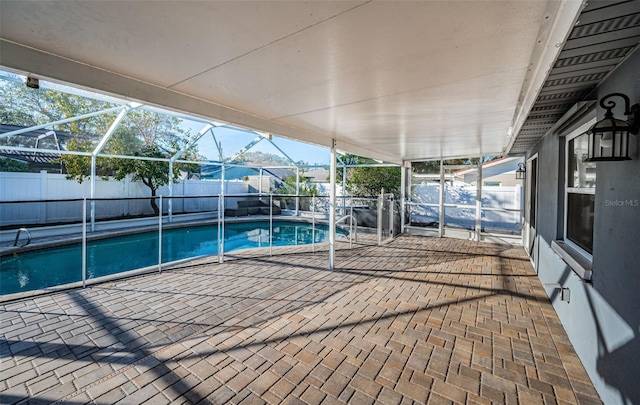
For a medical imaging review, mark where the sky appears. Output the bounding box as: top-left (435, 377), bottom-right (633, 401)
top-left (1, 69), bottom-right (331, 166)
top-left (181, 120), bottom-right (331, 166)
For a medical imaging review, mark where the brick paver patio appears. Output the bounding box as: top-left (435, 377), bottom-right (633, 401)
top-left (1, 235), bottom-right (601, 404)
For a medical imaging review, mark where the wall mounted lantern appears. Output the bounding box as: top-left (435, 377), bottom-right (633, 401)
top-left (515, 162), bottom-right (525, 180)
top-left (586, 92), bottom-right (639, 161)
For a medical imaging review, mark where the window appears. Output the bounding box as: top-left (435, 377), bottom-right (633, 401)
top-left (565, 132), bottom-right (596, 255)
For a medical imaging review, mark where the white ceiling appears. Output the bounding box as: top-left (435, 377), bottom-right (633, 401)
top-left (0, 0), bottom-right (583, 163)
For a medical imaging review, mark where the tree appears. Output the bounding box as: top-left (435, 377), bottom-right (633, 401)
top-left (0, 157), bottom-right (29, 172)
top-left (115, 145), bottom-right (175, 214)
top-left (0, 79), bottom-right (117, 144)
top-left (348, 166), bottom-right (401, 197)
top-left (337, 154), bottom-right (401, 197)
top-left (279, 170), bottom-right (318, 210)
top-left (57, 139), bottom-right (94, 183)
top-left (232, 151), bottom-right (292, 167)
top-left (279, 171), bottom-right (318, 196)
top-left (336, 153), bottom-right (360, 183)
top-left (1, 80), bottom-right (202, 214)
top-left (59, 111), bottom-right (199, 214)
top-left (411, 157), bottom-right (494, 174)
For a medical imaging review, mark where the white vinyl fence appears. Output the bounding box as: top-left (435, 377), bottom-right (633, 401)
top-left (410, 182), bottom-right (523, 234)
top-left (0, 171), bottom-right (249, 227)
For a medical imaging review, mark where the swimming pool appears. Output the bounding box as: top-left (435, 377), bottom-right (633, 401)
top-left (0, 220), bottom-right (347, 296)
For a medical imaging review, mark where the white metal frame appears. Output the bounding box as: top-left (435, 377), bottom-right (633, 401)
top-left (475, 156), bottom-right (483, 241)
top-left (523, 153), bottom-right (538, 258)
top-left (0, 74), bottom-right (399, 271)
top-left (405, 158), bottom-right (523, 243)
top-left (329, 140), bottom-right (337, 270)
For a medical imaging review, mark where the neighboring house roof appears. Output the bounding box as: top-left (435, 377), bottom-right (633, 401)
top-left (0, 124), bottom-right (79, 148)
top-left (0, 149), bottom-right (62, 165)
top-left (455, 157), bottom-right (523, 183)
top-left (303, 168), bottom-right (329, 183)
top-left (0, 125), bottom-right (87, 171)
top-left (259, 168), bottom-right (295, 181)
top-left (0, 125), bottom-right (66, 166)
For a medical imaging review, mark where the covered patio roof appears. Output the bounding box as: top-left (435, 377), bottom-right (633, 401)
top-left (0, 0), bottom-right (589, 163)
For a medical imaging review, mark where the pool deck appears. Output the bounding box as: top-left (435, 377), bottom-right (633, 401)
top-left (0, 235), bottom-right (601, 404)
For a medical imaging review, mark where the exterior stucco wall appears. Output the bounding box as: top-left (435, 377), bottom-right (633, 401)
top-left (525, 48), bottom-right (640, 405)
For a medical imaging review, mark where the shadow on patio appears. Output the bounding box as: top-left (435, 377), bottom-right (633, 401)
top-left (0, 235), bottom-right (601, 404)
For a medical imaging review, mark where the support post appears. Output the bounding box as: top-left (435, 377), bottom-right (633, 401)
top-left (270, 193), bottom-right (273, 256)
top-left (217, 192), bottom-right (222, 263)
top-left (168, 161), bottom-right (173, 223)
top-left (295, 167), bottom-right (300, 216)
top-left (342, 166), bottom-right (347, 215)
top-left (82, 198), bottom-right (87, 288)
top-left (407, 162), bottom-right (413, 230)
top-left (220, 165), bottom-right (225, 262)
top-left (389, 194), bottom-right (394, 238)
top-left (329, 140), bottom-right (337, 270)
top-left (377, 188), bottom-right (384, 245)
top-left (158, 196), bottom-right (163, 272)
top-left (475, 156), bottom-right (483, 241)
top-left (439, 160), bottom-right (445, 238)
top-left (90, 155), bottom-right (97, 231)
top-left (400, 162), bottom-right (406, 234)
top-left (350, 205), bottom-right (356, 243)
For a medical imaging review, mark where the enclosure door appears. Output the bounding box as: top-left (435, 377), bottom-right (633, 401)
top-left (524, 155), bottom-right (538, 258)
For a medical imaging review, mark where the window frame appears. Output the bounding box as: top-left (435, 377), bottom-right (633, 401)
top-left (563, 120), bottom-right (597, 260)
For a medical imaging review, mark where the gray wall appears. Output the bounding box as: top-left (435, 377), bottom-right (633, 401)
top-left (525, 49), bottom-right (640, 405)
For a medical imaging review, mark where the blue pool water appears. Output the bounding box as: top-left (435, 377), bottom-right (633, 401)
top-left (1, 221), bottom-right (346, 295)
